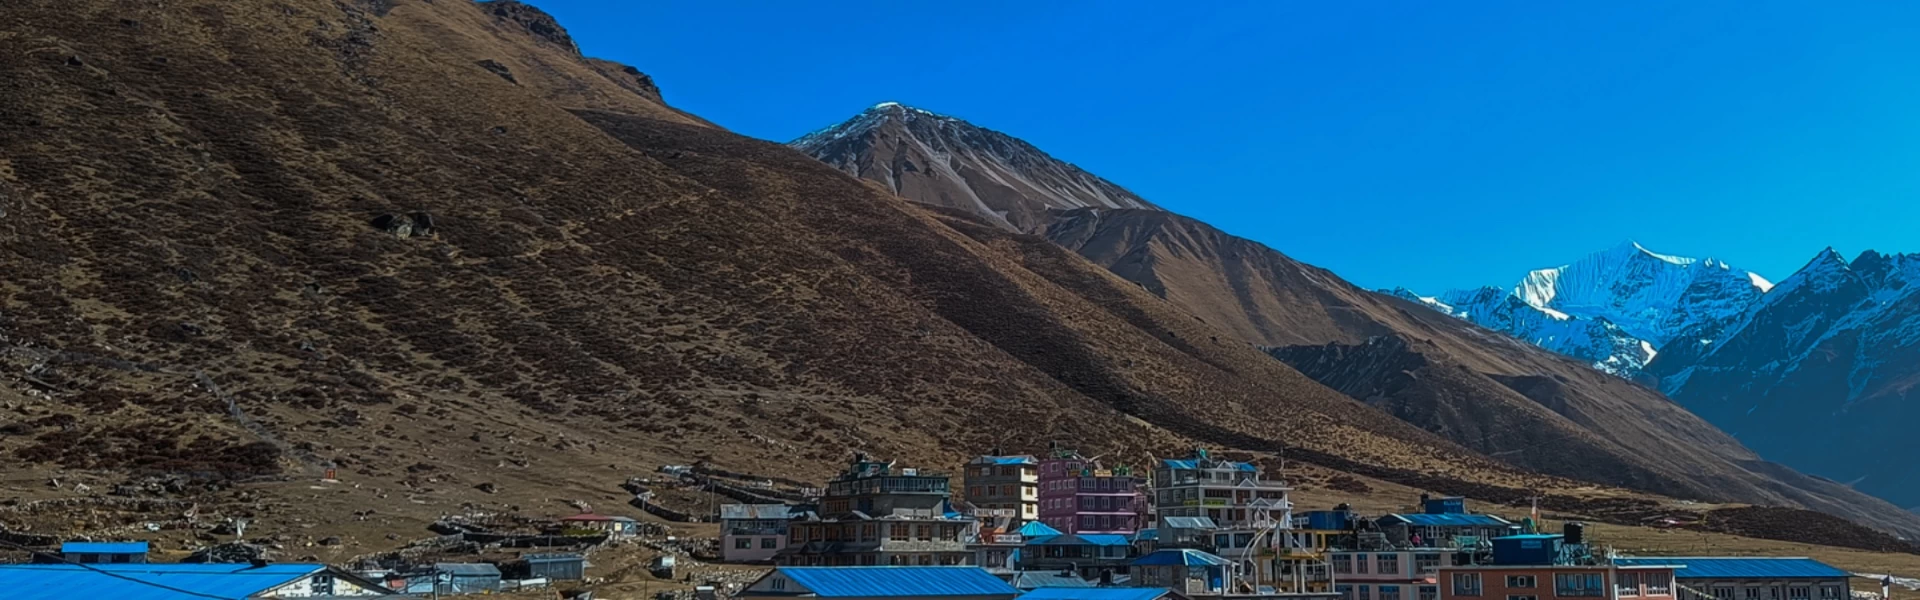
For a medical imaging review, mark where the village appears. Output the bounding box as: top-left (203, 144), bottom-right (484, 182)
top-left (0, 446), bottom-right (1905, 600)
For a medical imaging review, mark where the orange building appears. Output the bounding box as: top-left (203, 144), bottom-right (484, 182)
top-left (1437, 563), bottom-right (1678, 600)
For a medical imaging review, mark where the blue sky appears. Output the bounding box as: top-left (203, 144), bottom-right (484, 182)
top-left (537, 1), bottom-right (1920, 291)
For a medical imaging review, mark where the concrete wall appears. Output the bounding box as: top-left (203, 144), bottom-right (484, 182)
top-left (725, 534), bottom-right (787, 563)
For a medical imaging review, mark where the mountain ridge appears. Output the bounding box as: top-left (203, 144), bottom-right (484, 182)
top-left (1649, 247), bottom-right (1920, 509)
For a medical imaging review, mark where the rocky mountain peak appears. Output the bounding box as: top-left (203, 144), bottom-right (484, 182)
top-left (481, 0), bottom-right (580, 56)
top-left (790, 102), bottom-right (1158, 232)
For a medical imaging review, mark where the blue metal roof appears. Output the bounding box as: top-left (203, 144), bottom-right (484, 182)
top-left (1159, 459), bottom-right (1256, 472)
top-left (1020, 588), bottom-right (1174, 600)
top-left (1018, 521), bottom-right (1063, 537)
top-left (1383, 513), bottom-right (1510, 527)
top-left (0, 563), bottom-right (324, 600)
top-left (1493, 534), bottom-right (1563, 541)
top-left (60, 541), bottom-right (149, 554)
top-left (1613, 558), bottom-right (1848, 579)
top-left (1131, 549), bottom-right (1232, 567)
top-left (776, 566), bottom-right (1019, 597)
top-left (1027, 534), bottom-right (1132, 547)
top-left (1133, 528), bottom-right (1160, 541)
top-left (979, 456), bottom-right (1038, 465)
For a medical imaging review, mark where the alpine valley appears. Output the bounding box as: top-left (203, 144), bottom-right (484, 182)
top-left (790, 103), bottom-right (1920, 527)
top-left (3, 0), bottom-right (1919, 577)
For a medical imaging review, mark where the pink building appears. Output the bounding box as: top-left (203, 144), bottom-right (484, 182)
top-left (1036, 446), bottom-right (1147, 535)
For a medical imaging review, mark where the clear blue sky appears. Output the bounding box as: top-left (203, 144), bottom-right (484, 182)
top-left (536, 1), bottom-right (1920, 292)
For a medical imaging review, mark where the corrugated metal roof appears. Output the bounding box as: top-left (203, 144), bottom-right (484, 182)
top-left (0, 563), bottom-right (322, 600)
top-left (1159, 516), bottom-right (1217, 529)
top-left (1383, 513), bottom-right (1510, 527)
top-left (1008, 571), bottom-right (1092, 590)
top-left (776, 566), bottom-right (1018, 597)
top-left (1493, 534), bottom-right (1562, 541)
top-left (723, 504), bottom-right (795, 520)
top-left (1018, 522), bottom-right (1063, 537)
top-left (436, 563), bottom-right (502, 577)
top-left (61, 541), bottom-right (149, 554)
top-left (1132, 549), bottom-right (1231, 567)
top-left (526, 553), bottom-right (583, 563)
top-left (1613, 558), bottom-right (1848, 579)
top-left (1019, 588), bottom-right (1174, 600)
top-left (1133, 528), bottom-right (1160, 541)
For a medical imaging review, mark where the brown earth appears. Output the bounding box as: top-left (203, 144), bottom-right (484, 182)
top-left (0, 0), bottom-right (1911, 577)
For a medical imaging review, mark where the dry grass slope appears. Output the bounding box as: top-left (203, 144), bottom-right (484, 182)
top-left (0, 0), bottom-right (1910, 560)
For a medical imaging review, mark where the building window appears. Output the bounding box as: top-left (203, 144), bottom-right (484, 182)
top-left (735, 538), bottom-right (751, 549)
top-left (1820, 588), bottom-right (1841, 600)
top-left (1360, 586), bottom-right (1372, 600)
top-left (1714, 589), bottom-right (1735, 600)
top-left (1508, 597), bottom-right (1537, 600)
top-left (1508, 576), bottom-right (1536, 589)
top-left (1745, 589), bottom-right (1761, 600)
top-left (1338, 585), bottom-right (1354, 600)
top-left (771, 578), bottom-right (787, 591)
top-left (1556, 573), bottom-right (1605, 597)
top-left (1420, 586), bottom-right (1438, 600)
top-left (1380, 554), bottom-right (1401, 575)
top-left (762, 538), bottom-right (778, 549)
top-left (1453, 573), bottom-right (1482, 597)
top-left (311, 574), bottom-right (334, 596)
top-left (1416, 554), bottom-right (1441, 574)
top-left (1618, 573), bottom-right (1641, 597)
top-left (1789, 588), bottom-right (1809, 600)
top-left (1356, 554), bottom-right (1370, 574)
top-left (1382, 585), bottom-right (1402, 600)
top-left (1647, 574), bottom-right (1671, 595)
top-left (1334, 555), bottom-right (1353, 574)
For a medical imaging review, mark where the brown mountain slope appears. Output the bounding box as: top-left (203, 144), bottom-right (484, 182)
top-left (0, 0), bottom-right (1655, 551)
top-left (790, 103), bottom-right (1159, 232)
top-left (1043, 208), bottom-right (1920, 536)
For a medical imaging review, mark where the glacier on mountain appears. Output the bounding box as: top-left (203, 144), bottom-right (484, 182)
top-left (1389, 241), bottom-right (1771, 377)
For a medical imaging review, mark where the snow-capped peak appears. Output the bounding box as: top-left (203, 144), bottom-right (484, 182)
top-left (1400, 242), bottom-right (1774, 378)
top-left (791, 101), bottom-right (962, 150)
top-left (1626, 240), bottom-right (1696, 266)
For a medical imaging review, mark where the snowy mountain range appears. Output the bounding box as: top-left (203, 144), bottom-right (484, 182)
top-left (1397, 242), bottom-right (1920, 509)
top-left (1388, 241), bottom-right (1773, 376)
top-left (1646, 248), bottom-right (1920, 510)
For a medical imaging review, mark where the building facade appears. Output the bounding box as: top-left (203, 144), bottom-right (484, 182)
top-left (964, 455), bottom-right (1039, 524)
top-left (1151, 450), bottom-right (1290, 530)
top-left (1148, 449), bottom-right (1334, 597)
top-left (1332, 549), bottom-right (1468, 600)
top-left (1436, 564), bottom-right (1677, 600)
top-left (1039, 447), bottom-right (1148, 535)
top-left (1435, 532), bottom-right (1675, 600)
top-left (780, 454), bottom-right (976, 566)
top-left (722, 504), bottom-right (794, 563)
top-left (1611, 558), bottom-right (1851, 600)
